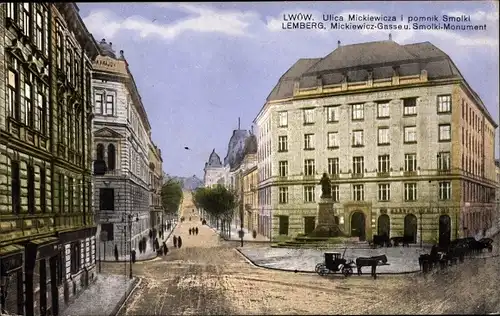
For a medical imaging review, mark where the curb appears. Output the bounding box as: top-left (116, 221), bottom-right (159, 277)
top-left (234, 248), bottom-right (421, 276)
top-left (102, 223), bottom-right (179, 263)
top-left (111, 277), bottom-right (141, 316)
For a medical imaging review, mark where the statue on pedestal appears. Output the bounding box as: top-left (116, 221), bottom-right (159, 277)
top-left (320, 173), bottom-right (332, 199)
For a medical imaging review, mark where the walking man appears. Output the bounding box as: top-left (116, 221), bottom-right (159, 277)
top-left (195, 227), bottom-right (199, 235)
top-left (173, 235), bottom-right (178, 248)
top-left (177, 236), bottom-right (183, 249)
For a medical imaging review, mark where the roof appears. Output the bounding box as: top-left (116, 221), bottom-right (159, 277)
top-left (263, 40), bottom-right (495, 126)
top-left (205, 149), bottom-right (222, 169)
top-left (243, 134), bottom-right (257, 156)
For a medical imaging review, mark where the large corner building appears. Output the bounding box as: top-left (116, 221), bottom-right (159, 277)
top-left (0, 3), bottom-right (99, 315)
top-left (254, 38), bottom-right (497, 244)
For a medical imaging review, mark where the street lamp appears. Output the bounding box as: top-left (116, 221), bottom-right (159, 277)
top-left (122, 213), bottom-right (139, 279)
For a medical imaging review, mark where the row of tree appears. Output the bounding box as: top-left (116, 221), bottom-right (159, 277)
top-left (192, 185), bottom-right (237, 234)
top-left (161, 177), bottom-right (184, 218)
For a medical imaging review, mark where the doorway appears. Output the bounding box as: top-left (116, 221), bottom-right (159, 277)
top-left (438, 215), bottom-right (451, 248)
top-left (350, 211), bottom-right (366, 241)
top-left (377, 214), bottom-right (390, 237)
top-left (404, 214), bottom-right (418, 243)
top-left (304, 216), bottom-right (316, 235)
top-left (278, 216), bottom-right (289, 235)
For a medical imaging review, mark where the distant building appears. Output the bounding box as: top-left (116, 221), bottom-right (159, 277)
top-left (92, 39), bottom-right (153, 259)
top-left (254, 38), bottom-right (497, 243)
top-left (241, 132), bottom-right (259, 233)
top-left (149, 141), bottom-right (163, 232)
top-left (203, 150), bottom-right (225, 188)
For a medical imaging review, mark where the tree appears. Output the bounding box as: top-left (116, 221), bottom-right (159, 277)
top-left (193, 185), bottom-right (237, 233)
top-left (161, 178), bottom-right (183, 218)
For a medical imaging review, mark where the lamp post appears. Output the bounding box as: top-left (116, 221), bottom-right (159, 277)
top-left (122, 213), bottom-right (139, 279)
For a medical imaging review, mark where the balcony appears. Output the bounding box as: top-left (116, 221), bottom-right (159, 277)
top-left (0, 212), bottom-right (95, 245)
top-left (377, 172), bottom-right (390, 178)
top-left (103, 169), bottom-right (122, 177)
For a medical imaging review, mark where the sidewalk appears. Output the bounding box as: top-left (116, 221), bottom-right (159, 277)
top-left (208, 223), bottom-right (270, 242)
top-left (102, 221), bottom-right (178, 262)
top-left (61, 274), bottom-right (138, 316)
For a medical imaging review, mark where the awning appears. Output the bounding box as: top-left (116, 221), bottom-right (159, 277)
top-left (0, 244), bottom-right (24, 257)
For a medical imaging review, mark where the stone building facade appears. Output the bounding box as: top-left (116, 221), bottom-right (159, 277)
top-left (91, 39), bottom-right (152, 259)
top-left (203, 149), bottom-right (225, 188)
top-left (241, 133), bottom-right (258, 233)
top-left (0, 3), bottom-right (99, 315)
top-left (254, 39), bottom-right (497, 244)
top-left (148, 141), bottom-right (163, 231)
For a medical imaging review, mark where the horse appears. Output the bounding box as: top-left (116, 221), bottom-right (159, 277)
top-left (355, 254), bottom-right (388, 278)
top-left (418, 245), bottom-right (441, 272)
top-left (371, 234), bottom-right (391, 248)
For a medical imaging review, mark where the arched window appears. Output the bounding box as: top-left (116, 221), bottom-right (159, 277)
top-left (107, 144), bottom-right (116, 171)
top-left (96, 143), bottom-right (104, 161)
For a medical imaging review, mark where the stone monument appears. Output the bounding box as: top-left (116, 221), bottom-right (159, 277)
top-left (308, 173), bottom-right (346, 237)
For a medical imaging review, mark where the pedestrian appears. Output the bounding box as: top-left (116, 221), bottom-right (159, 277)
top-left (189, 228), bottom-right (192, 235)
top-left (138, 240), bottom-right (143, 254)
top-left (173, 235), bottom-right (178, 248)
top-left (177, 236), bottom-right (183, 249)
top-left (195, 227), bottom-right (199, 235)
top-left (154, 238), bottom-right (160, 252)
top-left (163, 242), bottom-right (168, 256)
top-left (189, 217), bottom-right (191, 221)
top-left (149, 229), bottom-right (153, 239)
top-left (114, 245), bottom-right (119, 261)
top-left (131, 248), bottom-right (137, 264)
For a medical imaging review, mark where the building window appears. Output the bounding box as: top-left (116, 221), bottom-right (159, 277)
top-left (438, 152), bottom-right (451, 171)
top-left (8, 57), bottom-right (20, 120)
top-left (352, 156), bottom-right (364, 174)
top-left (352, 184), bottom-right (364, 201)
top-left (351, 103), bottom-right (364, 120)
top-left (304, 133), bottom-right (314, 150)
top-left (327, 132), bottom-right (339, 148)
top-left (102, 223), bottom-right (114, 241)
top-left (40, 167), bottom-right (46, 213)
top-left (65, 44), bottom-right (73, 82)
top-left (378, 183), bottom-right (390, 201)
top-left (11, 161), bottom-right (21, 214)
top-left (352, 130), bottom-right (364, 147)
top-left (303, 108), bottom-right (314, 124)
top-left (328, 158), bottom-right (339, 175)
top-left (437, 95), bottom-right (452, 113)
top-left (326, 105), bottom-right (339, 122)
top-left (105, 94), bottom-right (114, 115)
top-left (23, 72), bottom-right (33, 126)
top-left (96, 143), bottom-right (104, 161)
top-left (439, 181), bottom-right (451, 200)
top-left (278, 161), bottom-right (288, 177)
top-left (27, 165), bottom-right (35, 214)
top-left (304, 186), bottom-right (315, 203)
top-left (404, 153), bottom-right (417, 172)
top-left (403, 97), bottom-right (417, 116)
top-left (70, 242), bottom-right (82, 274)
top-left (56, 25), bottom-right (64, 69)
top-left (99, 188), bottom-right (115, 210)
top-left (439, 124), bottom-right (451, 141)
top-left (34, 5), bottom-right (47, 53)
top-left (304, 159), bottom-right (315, 176)
top-left (378, 127), bottom-right (390, 145)
top-left (107, 144), bottom-right (116, 170)
top-left (95, 92), bottom-right (103, 114)
top-left (377, 102), bottom-right (390, 118)
top-left (279, 187), bottom-right (288, 204)
top-left (58, 173), bottom-right (65, 213)
top-left (278, 111), bottom-right (288, 127)
top-left (404, 126), bottom-right (417, 143)
top-left (378, 155), bottom-right (390, 173)
top-left (278, 136), bottom-right (288, 152)
top-left (7, 3), bottom-right (17, 20)
top-left (68, 177), bottom-right (74, 212)
top-left (331, 185), bottom-right (339, 202)
top-left (21, 3), bottom-right (30, 36)
top-left (404, 183), bottom-right (417, 201)
top-left (36, 83), bottom-right (47, 134)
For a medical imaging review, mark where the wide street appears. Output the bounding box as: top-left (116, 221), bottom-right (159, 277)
top-left (98, 207), bottom-right (500, 315)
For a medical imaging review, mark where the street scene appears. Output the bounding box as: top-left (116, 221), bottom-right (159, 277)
top-left (0, 1), bottom-right (499, 316)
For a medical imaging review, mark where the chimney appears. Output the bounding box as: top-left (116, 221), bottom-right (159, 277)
top-left (337, 40), bottom-right (341, 48)
top-left (389, 33), bottom-right (392, 41)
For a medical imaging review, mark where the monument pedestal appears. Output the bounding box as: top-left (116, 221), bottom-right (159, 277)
top-left (309, 198), bottom-right (346, 237)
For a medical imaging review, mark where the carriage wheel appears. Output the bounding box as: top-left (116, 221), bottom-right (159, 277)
top-left (342, 266), bottom-right (353, 277)
top-left (315, 263), bottom-right (324, 273)
top-left (317, 264), bottom-right (328, 276)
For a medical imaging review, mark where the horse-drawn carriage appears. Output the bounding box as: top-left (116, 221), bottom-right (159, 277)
top-left (315, 252), bottom-right (355, 277)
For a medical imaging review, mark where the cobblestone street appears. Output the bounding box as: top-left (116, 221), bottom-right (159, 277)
top-left (96, 213), bottom-right (498, 315)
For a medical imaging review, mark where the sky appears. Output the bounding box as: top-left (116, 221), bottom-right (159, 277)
top-left (77, 1), bottom-right (499, 178)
